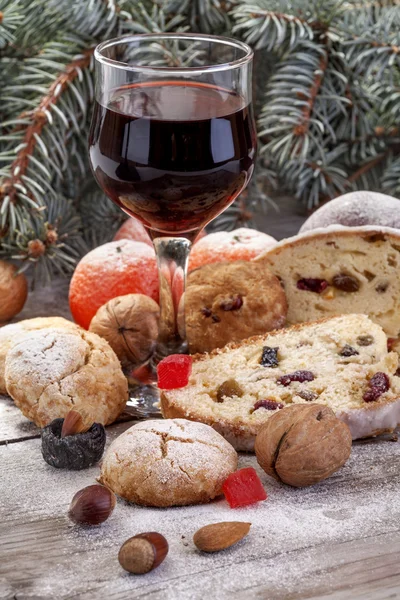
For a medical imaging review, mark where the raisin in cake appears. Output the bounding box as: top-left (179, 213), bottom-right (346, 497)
top-left (161, 315), bottom-right (400, 451)
top-left (256, 226), bottom-right (400, 338)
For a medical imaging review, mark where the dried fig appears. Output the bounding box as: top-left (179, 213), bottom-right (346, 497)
top-left (255, 404), bottom-right (352, 487)
top-left (89, 294), bottom-right (159, 368)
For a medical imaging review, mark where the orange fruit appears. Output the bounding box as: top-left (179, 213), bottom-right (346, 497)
top-left (69, 240), bottom-right (158, 329)
top-left (188, 228), bottom-right (277, 271)
top-left (114, 218), bottom-right (207, 246)
top-left (113, 217), bottom-right (153, 247)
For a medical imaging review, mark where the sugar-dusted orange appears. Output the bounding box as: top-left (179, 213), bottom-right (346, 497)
top-left (188, 228), bottom-right (277, 271)
top-left (113, 217), bottom-right (152, 246)
top-left (69, 240), bottom-right (158, 329)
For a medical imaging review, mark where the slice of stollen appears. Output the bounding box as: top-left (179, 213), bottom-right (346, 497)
top-left (255, 225), bottom-right (400, 339)
top-left (160, 314), bottom-right (400, 451)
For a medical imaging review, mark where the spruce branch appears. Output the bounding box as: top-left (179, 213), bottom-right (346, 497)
top-left (165, 0), bottom-right (233, 33)
top-left (0, 42), bottom-right (94, 234)
top-left (0, 0), bottom-right (22, 49)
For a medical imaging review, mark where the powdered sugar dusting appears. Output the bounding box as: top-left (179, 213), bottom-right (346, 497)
top-left (6, 328), bottom-right (87, 395)
top-left (100, 419), bottom-right (237, 504)
top-left (1, 430), bottom-right (400, 599)
top-left (299, 191), bottom-right (400, 233)
top-left (80, 239), bottom-right (155, 272)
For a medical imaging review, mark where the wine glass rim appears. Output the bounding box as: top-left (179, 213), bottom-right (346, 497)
top-left (94, 33), bottom-right (253, 74)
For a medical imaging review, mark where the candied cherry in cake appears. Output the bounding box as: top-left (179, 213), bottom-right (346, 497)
top-left (297, 278), bottom-right (328, 293)
top-left (222, 467), bottom-right (267, 508)
top-left (157, 355), bottom-right (193, 390)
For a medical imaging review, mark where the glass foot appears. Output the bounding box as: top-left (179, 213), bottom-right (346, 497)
top-left (125, 366), bottom-right (162, 420)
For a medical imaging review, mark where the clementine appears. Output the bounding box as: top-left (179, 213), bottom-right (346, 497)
top-left (113, 217), bottom-right (152, 246)
top-left (188, 228), bottom-right (277, 271)
top-left (69, 240), bottom-right (158, 329)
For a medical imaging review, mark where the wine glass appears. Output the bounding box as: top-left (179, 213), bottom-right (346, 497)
top-left (89, 33), bottom-right (256, 417)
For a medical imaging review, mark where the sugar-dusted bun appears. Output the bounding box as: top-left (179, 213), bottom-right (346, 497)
top-left (300, 191), bottom-right (400, 233)
top-left (5, 327), bottom-right (128, 427)
top-left (256, 226), bottom-right (400, 337)
top-left (0, 316), bottom-right (79, 395)
top-left (161, 315), bottom-right (400, 451)
top-left (99, 419), bottom-right (238, 507)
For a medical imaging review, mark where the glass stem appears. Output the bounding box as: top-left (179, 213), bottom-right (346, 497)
top-left (151, 236), bottom-right (192, 364)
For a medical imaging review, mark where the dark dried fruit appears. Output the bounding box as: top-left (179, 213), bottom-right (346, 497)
top-left (260, 346), bottom-right (279, 368)
top-left (278, 371), bottom-right (315, 386)
top-left (395, 367), bottom-right (400, 377)
top-left (201, 307), bottom-right (212, 317)
top-left (297, 278), bottom-right (329, 293)
top-left (376, 282), bottom-right (389, 293)
top-left (332, 273), bottom-right (360, 293)
top-left (41, 418), bottom-right (106, 470)
top-left (252, 399), bottom-right (284, 412)
top-left (357, 335), bottom-right (374, 347)
top-left (387, 338), bottom-right (396, 352)
top-left (366, 233), bottom-right (386, 243)
top-left (216, 379), bottom-right (244, 403)
top-left (212, 314), bottom-right (221, 323)
top-left (296, 390), bottom-right (318, 401)
top-left (220, 295), bottom-right (243, 311)
top-left (363, 372), bottom-right (390, 402)
top-left (339, 345), bottom-right (359, 358)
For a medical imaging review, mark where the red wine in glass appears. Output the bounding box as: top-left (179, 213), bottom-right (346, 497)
top-left (89, 81), bottom-right (256, 238)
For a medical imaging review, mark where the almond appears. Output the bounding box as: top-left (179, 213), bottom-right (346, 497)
top-left (61, 410), bottom-right (92, 437)
top-left (193, 521), bottom-right (251, 553)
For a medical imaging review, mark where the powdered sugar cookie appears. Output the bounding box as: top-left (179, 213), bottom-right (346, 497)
top-left (5, 327), bottom-right (128, 427)
top-left (99, 419), bottom-right (238, 507)
top-left (0, 316), bottom-right (78, 395)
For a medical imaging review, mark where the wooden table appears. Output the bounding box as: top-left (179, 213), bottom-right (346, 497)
top-left (2, 216), bottom-right (400, 599)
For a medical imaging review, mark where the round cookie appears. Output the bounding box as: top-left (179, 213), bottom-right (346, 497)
top-left (0, 317), bottom-right (78, 395)
top-left (99, 419), bottom-right (238, 507)
top-left (300, 191), bottom-right (400, 233)
top-left (183, 261), bottom-right (287, 353)
top-left (5, 327), bottom-right (128, 427)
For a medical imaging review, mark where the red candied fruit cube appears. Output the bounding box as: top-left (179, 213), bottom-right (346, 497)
top-left (157, 354), bottom-right (193, 390)
top-left (222, 467), bottom-right (267, 508)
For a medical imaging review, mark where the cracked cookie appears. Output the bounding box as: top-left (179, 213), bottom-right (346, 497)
top-left (0, 316), bottom-right (79, 395)
top-left (183, 261), bottom-right (287, 354)
top-left (98, 419), bottom-right (238, 507)
top-left (5, 327), bottom-right (128, 427)
top-left (256, 226), bottom-right (400, 338)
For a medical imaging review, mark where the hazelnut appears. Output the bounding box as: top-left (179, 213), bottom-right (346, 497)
top-left (118, 532), bottom-right (168, 574)
top-left (89, 294), bottom-right (159, 368)
top-left (0, 260), bottom-right (28, 322)
top-left (61, 409), bottom-right (92, 437)
top-left (255, 404), bottom-right (352, 487)
top-left (68, 484), bottom-right (116, 525)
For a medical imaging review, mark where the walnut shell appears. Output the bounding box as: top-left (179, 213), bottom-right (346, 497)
top-left (181, 261), bottom-right (287, 354)
top-left (0, 260), bottom-right (28, 322)
top-left (89, 294), bottom-right (159, 368)
top-left (255, 404), bottom-right (352, 487)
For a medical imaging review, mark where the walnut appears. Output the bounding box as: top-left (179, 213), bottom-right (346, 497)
top-left (0, 260), bottom-right (28, 322)
top-left (255, 404), bottom-right (352, 487)
top-left (89, 294), bottom-right (159, 368)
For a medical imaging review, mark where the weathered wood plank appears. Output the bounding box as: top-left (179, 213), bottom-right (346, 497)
top-left (1, 433), bottom-right (399, 599)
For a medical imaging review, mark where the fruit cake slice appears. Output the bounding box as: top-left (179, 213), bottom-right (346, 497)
top-left (160, 314), bottom-right (400, 451)
top-left (255, 225), bottom-right (400, 338)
